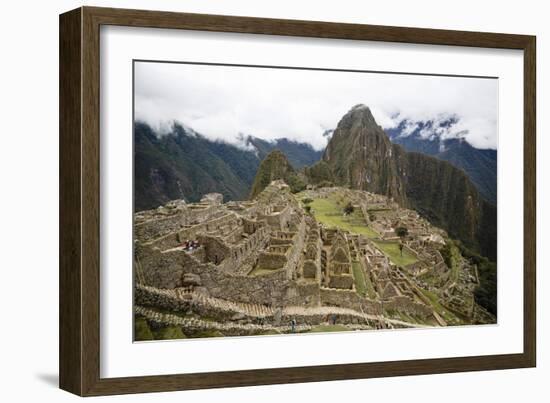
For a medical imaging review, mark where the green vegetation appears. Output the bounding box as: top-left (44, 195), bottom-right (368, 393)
top-left (134, 122), bottom-right (323, 211)
top-left (193, 330), bottom-right (225, 338)
top-left (249, 266), bottom-right (279, 276)
top-left (134, 122), bottom-right (259, 210)
top-left (343, 201), bottom-right (355, 215)
top-left (303, 160), bottom-right (334, 185)
top-left (395, 226), bottom-right (409, 239)
top-left (247, 137), bottom-right (323, 170)
top-left (373, 240), bottom-right (417, 267)
top-left (134, 317), bottom-right (154, 341)
top-left (307, 324), bottom-right (350, 333)
top-left (439, 239), bottom-right (461, 283)
top-left (351, 262), bottom-right (367, 297)
top-left (154, 326), bottom-right (186, 340)
top-left (257, 329), bottom-right (282, 335)
top-left (352, 262), bottom-right (376, 299)
top-left (309, 197), bottom-right (379, 238)
top-left (249, 150), bottom-right (306, 198)
top-left (454, 241), bottom-right (497, 315)
top-left (418, 288), bottom-right (461, 325)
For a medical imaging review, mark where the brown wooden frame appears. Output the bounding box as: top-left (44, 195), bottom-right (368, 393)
top-left (59, 6), bottom-right (536, 396)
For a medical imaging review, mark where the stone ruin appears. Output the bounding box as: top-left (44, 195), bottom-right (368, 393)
top-left (134, 181), bottom-right (495, 338)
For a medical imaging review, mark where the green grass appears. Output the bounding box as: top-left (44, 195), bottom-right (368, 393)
top-left (154, 326), bottom-right (186, 340)
top-left (373, 240), bottom-right (418, 267)
top-left (249, 266), bottom-right (280, 276)
top-left (352, 261), bottom-right (377, 299)
top-left (193, 330), bottom-right (225, 338)
top-left (307, 324), bottom-right (351, 333)
top-left (352, 261), bottom-right (376, 299)
top-left (418, 288), bottom-right (461, 325)
top-left (441, 240), bottom-right (461, 283)
top-left (257, 329), bottom-right (282, 335)
top-left (362, 269), bottom-right (377, 299)
top-left (135, 317), bottom-right (154, 341)
top-left (351, 262), bottom-right (367, 297)
top-left (309, 197), bottom-right (379, 238)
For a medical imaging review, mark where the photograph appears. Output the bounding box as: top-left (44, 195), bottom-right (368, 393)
top-left (132, 61), bottom-right (498, 341)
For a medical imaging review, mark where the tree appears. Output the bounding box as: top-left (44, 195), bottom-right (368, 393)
top-left (343, 201), bottom-right (354, 215)
top-left (395, 226), bottom-right (409, 257)
top-left (395, 226), bottom-right (409, 239)
top-left (304, 205), bottom-right (312, 214)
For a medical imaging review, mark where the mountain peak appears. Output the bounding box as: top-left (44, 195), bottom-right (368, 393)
top-left (337, 104), bottom-right (379, 132)
top-left (249, 150), bottom-right (305, 199)
top-left (350, 103), bottom-right (372, 113)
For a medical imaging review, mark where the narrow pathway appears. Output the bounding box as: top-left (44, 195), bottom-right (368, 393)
top-left (137, 284), bottom-right (429, 329)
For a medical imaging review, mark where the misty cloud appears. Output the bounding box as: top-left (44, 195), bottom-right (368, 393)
top-left (134, 61), bottom-right (498, 150)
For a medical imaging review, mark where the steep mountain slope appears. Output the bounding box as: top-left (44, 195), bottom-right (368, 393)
top-left (134, 122), bottom-right (258, 210)
top-left (318, 105), bottom-right (496, 260)
top-left (386, 119), bottom-right (497, 204)
top-left (134, 122), bottom-right (321, 211)
top-left (246, 137), bottom-right (322, 169)
top-left (249, 150), bottom-right (305, 198)
top-left (323, 104), bottom-right (408, 205)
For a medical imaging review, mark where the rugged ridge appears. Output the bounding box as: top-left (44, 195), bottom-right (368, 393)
top-left (134, 122), bottom-right (321, 211)
top-left (246, 137), bottom-right (322, 169)
top-left (386, 119), bottom-right (497, 204)
top-left (318, 105), bottom-right (496, 260)
top-left (323, 104), bottom-right (408, 204)
top-left (249, 150), bottom-right (305, 198)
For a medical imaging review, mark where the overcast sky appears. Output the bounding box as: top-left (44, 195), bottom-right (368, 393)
top-left (134, 61), bottom-right (498, 150)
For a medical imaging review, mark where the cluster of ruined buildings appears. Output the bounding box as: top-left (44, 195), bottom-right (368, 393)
top-left (134, 180), bottom-right (493, 334)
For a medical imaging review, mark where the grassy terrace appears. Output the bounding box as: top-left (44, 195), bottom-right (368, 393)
top-left (352, 261), bottom-right (377, 299)
top-left (417, 287), bottom-right (462, 325)
top-left (373, 240), bottom-right (418, 267)
top-left (249, 266), bottom-right (278, 276)
top-left (306, 194), bottom-right (418, 268)
top-left (307, 324), bottom-right (351, 333)
top-left (308, 197), bottom-right (379, 238)
top-left (351, 262), bottom-right (367, 297)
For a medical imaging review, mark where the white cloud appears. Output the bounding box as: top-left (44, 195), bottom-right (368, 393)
top-left (135, 62), bottom-right (498, 150)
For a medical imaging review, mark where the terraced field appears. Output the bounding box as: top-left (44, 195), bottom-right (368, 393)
top-left (306, 195), bottom-right (418, 267)
top-left (308, 197), bottom-right (378, 238)
top-left (372, 240), bottom-right (418, 267)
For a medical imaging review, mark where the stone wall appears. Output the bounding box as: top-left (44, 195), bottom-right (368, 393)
top-left (199, 236), bottom-right (230, 265)
top-left (258, 252), bottom-right (287, 270)
top-left (385, 295), bottom-right (432, 319)
top-left (320, 287), bottom-right (382, 315)
top-left (144, 211), bottom-right (239, 251)
top-left (303, 260), bottom-right (318, 279)
top-left (328, 274), bottom-right (354, 290)
top-left (284, 282), bottom-right (321, 307)
top-left (134, 213), bottom-right (189, 242)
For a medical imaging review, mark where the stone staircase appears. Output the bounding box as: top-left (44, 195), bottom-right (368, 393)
top-left (136, 284), bottom-right (427, 329)
top-left (135, 305), bottom-right (312, 334)
top-left (138, 284), bottom-right (275, 318)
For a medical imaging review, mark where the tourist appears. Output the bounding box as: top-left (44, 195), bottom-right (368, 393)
top-left (291, 318), bottom-right (296, 333)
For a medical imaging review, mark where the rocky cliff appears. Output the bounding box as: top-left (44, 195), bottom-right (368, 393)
top-left (323, 104), bottom-right (408, 205)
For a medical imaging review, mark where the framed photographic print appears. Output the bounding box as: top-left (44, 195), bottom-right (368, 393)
top-left (59, 6), bottom-right (536, 396)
